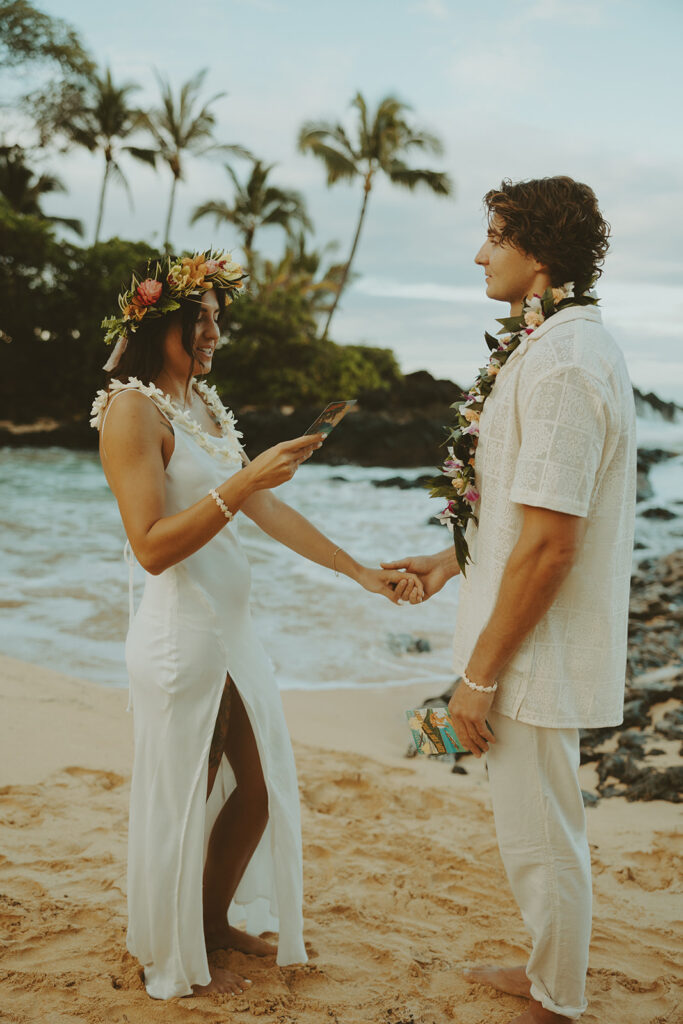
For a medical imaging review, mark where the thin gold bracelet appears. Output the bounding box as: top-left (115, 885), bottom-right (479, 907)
top-left (332, 546), bottom-right (342, 577)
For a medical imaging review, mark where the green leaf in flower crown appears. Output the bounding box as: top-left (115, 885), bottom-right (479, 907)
top-left (484, 330), bottom-right (499, 352)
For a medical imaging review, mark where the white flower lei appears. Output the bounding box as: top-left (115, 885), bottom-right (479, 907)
top-left (90, 377), bottom-right (244, 465)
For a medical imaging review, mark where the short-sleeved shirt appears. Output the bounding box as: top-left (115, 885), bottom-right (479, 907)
top-left (452, 305), bottom-right (636, 728)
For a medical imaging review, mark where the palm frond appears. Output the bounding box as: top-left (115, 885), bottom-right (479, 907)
top-left (124, 146), bottom-right (157, 168)
top-left (386, 162), bottom-right (454, 196)
top-left (190, 200), bottom-right (236, 226)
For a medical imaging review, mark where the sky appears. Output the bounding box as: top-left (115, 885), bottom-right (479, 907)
top-left (7, 0), bottom-right (683, 400)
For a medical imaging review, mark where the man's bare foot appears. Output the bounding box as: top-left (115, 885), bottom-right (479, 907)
top-left (463, 964), bottom-right (531, 999)
top-left (205, 921), bottom-right (276, 957)
top-left (509, 998), bottom-right (572, 1022)
top-left (192, 966), bottom-right (252, 996)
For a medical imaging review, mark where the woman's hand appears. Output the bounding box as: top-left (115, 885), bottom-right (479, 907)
top-left (381, 551), bottom-right (457, 600)
top-left (244, 434), bottom-right (324, 491)
top-left (357, 567), bottom-right (424, 604)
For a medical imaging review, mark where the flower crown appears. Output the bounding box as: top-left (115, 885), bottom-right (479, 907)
top-left (101, 249), bottom-right (247, 347)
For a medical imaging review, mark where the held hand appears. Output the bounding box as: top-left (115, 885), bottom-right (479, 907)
top-left (246, 434), bottom-right (324, 491)
top-left (358, 567), bottom-right (424, 605)
top-left (447, 679), bottom-right (496, 758)
top-left (381, 553), bottom-right (453, 600)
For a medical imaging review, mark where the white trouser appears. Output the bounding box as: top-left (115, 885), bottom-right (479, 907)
top-left (486, 710), bottom-right (591, 1019)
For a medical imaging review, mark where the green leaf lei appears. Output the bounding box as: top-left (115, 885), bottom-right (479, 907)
top-left (429, 281), bottom-right (600, 575)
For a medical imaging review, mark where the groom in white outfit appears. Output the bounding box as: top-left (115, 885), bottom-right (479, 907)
top-left (386, 176), bottom-right (636, 1021)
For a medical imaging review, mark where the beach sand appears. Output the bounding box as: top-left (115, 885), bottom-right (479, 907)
top-left (0, 654), bottom-right (680, 1023)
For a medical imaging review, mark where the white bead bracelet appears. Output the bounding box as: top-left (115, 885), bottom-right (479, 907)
top-left (210, 488), bottom-right (234, 523)
top-left (462, 669), bottom-right (498, 694)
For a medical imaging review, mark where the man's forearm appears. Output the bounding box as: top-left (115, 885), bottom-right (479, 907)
top-left (436, 545), bottom-right (461, 579)
top-left (466, 537), bottom-right (575, 684)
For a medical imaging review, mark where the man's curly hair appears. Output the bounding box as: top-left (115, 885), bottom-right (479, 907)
top-left (483, 176), bottom-right (610, 295)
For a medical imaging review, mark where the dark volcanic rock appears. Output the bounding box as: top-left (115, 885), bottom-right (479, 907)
top-left (640, 506), bottom-right (677, 520)
top-left (633, 387), bottom-right (683, 423)
top-left (372, 475), bottom-right (433, 490)
top-left (624, 766), bottom-right (683, 802)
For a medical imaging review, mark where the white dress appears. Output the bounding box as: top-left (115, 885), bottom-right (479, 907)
top-left (91, 378), bottom-right (307, 999)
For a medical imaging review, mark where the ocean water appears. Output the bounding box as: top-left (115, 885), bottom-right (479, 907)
top-left (1, 419), bottom-right (681, 693)
top-left (0, 453), bottom-right (461, 691)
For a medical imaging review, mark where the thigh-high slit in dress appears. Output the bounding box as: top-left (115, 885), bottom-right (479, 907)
top-left (91, 378), bottom-right (307, 999)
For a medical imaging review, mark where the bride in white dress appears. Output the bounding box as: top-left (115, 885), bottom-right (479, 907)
top-left (90, 252), bottom-right (422, 1000)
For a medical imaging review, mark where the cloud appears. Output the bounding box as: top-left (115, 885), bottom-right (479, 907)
top-left (412, 0), bottom-right (450, 19)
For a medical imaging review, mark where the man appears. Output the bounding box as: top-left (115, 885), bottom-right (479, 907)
top-left (385, 176), bottom-right (636, 1022)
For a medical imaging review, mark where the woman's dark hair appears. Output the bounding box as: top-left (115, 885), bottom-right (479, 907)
top-left (483, 176), bottom-right (611, 294)
top-left (105, 285), bottom-right (226, 387)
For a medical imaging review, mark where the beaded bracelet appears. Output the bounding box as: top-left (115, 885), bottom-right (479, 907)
top-left (209, 487), bottom-right (234, 523)
top-left (462, 669), bottom-right (498, 694)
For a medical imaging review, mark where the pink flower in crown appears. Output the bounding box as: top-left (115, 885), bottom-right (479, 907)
top-left (464, 487), bottom-right (480, 505)
top-left (135, 278), bottom-right (163, 306)
top-left (462, 421), bottom-right (479, 436)
top-left (204, 259), bottom-right (221, 275)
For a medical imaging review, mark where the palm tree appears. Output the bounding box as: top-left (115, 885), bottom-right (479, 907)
top-left (144, 68), bottom-right (250, 250)
top-left (191, 159), bottom-right (312, 266)
top-left (250, 230), bottom-right (346, 313)
top-left (0, 144), bottom-right (83, 235)
top-left (66, 67), bottom-right (156, 242)
top-left (299, 92), bottom-right (454, 338)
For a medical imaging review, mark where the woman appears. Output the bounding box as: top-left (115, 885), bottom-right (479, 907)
top-left (90, 251), bottom-right (422, 1000)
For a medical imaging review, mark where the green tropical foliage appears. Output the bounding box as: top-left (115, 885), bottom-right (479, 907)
top-left (0, 145), bottom-right (83, 235)
top-left (0, 0), bottom-right (95, 145)
top-left (299, 91), bottom-right (454, 337)
top-left (64, 67), bottom-right (156, 242)
top-left (191, 159), bottom-right (311, 265)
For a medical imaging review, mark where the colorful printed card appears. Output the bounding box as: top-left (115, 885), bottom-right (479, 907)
top-left (405, 706), bottom-right (468, 756)
top-left (304, 400), bottom-right (357, 438)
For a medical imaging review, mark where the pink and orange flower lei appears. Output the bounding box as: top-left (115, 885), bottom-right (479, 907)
top-left (429, 281), bottom-right (599, 574)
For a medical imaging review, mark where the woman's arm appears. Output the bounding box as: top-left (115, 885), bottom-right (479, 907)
top-left (241, 488), bottom-right (423, 603)
top-left (100, 390), bottom-right (322, 575)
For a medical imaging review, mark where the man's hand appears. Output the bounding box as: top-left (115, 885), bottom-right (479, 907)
top-left (447, 679), bottom-right (496, 757)
top-left (381, 551), bottom-right (457, 600)
top-left (357, 567), bottom-right (424, 604)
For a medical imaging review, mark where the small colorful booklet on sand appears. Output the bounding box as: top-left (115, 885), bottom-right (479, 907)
top-left (304, 400), bottom-right (357, 438)
top-left (405, 706), bottom-right (468, 756)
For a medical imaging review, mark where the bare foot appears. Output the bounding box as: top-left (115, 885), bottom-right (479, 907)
top-left (205, 921), bottom-right (276, 957)
top-left (510, 999), bottom-right (572, 1022)
top-left (192, 965), bottom-right (252, 996)
top-left (463, 964), bottom-right (531, 999)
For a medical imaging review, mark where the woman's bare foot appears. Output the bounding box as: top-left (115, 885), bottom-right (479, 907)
top-left (463, 964), bottom-right (531, 999)
top-left (192, 966), bottom-right (252, 996)
top-left (205, 920), bottom-right (276, 957)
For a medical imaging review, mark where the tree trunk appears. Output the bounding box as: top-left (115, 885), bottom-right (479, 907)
top-left (94, 157), bottom-right (110, 244)
top-left (321, 168), bottom-right (373, 341)
top-left (163, 173), bottom-right (179, 251)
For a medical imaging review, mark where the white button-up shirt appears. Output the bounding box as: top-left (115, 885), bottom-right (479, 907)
top-left (452, 305), bottom-right (636, 728)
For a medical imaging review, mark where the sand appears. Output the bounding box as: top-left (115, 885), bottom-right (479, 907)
top-left (0, 654), bottom-right (681, 1024)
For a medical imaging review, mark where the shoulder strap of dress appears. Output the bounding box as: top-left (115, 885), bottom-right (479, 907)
top-left (90, 378), bottom-right (173, 433)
